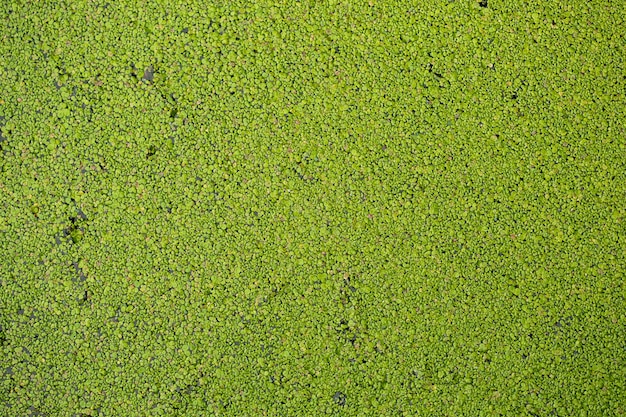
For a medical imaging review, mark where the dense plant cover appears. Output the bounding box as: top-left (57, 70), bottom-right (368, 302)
top-left (1, 0), bottom-right (625, 415)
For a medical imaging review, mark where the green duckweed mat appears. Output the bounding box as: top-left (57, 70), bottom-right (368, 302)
top-left (1, 1), bottom-right (625, 416)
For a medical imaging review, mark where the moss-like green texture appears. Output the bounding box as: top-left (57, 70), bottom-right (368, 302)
top-left (1, 1), bottom-right (625, 416)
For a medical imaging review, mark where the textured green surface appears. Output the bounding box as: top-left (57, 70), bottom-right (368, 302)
top-left (1, 1), bottom-right (625, 416)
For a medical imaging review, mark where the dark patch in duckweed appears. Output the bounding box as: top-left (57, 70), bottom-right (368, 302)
top-left (333, 391), bottom-right (347, 406)
top-left (142, 65), bottom-right (154, 82)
